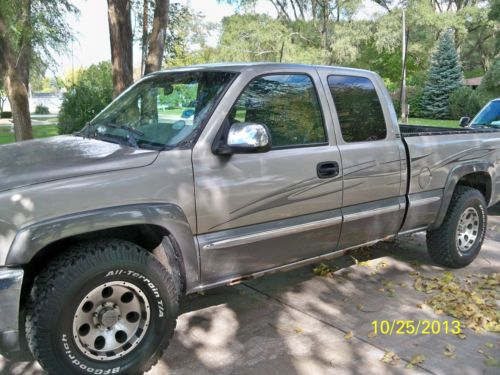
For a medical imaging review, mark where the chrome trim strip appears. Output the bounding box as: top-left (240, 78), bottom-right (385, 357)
top-left (343, 204), bottom-right (400, 223)
top-left (192, 237), bottom-right (392, 293)
top-left (202, 215), bottom-right (342, 250)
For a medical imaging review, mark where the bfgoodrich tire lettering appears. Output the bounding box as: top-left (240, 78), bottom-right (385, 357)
top-left (25, 239), bottom-right (179, 375)
top-left (426, 186), bottom-right (487, 268)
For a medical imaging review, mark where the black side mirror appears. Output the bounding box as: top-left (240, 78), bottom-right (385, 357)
top-left (214, 122), bottom-right (272, 155)
top-left (459, 117), bottom-right (470, 127)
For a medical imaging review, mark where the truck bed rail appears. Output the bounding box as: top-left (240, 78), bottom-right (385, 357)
top-left (399, 124), bottom-right (500, 137)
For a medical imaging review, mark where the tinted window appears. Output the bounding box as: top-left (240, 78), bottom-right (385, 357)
top-left (327, 75), bottom-right (387, 142)
top-left (228, 74), bottom-right (326, 148)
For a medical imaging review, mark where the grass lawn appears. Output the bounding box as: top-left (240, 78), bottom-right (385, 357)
top-left (405, 117), bottom-right (460, 128)
top-left (0, 125), bottom-right (59, 144)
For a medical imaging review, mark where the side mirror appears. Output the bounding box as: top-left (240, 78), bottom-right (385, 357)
top-left (215, 122), bottom-right (272, 155)
top-left (459, 117), bottom-right (470, 127)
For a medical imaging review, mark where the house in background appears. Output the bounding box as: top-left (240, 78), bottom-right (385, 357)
top-left (465, 76), bottom-right (483, 90)
top-left (2, 91), bottom-right (62, 115)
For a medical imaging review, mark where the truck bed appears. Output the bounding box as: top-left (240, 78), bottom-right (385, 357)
top-left (400, 124), bottom-right (500, 137)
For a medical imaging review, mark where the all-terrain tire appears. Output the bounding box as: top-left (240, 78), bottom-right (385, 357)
top-left (426, 186), bottom-right (487, 268)
top-left (25, 239), bottom-right (179, 375)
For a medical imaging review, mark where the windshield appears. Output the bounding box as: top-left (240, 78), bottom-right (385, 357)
top-left (83, 70), bottom-right (236, 149)
top-left (470, 100), bottom-right (500, 128)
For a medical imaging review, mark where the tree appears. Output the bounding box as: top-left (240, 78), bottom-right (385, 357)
top-left (144, 0), bottom-right (170, 74)
top-left (0, 0), bottom-right (76, 141)
top-left (107, 0), bottom-right (134, 98)
top-left (478, 58), bottom-right (500, 98)
top-left (58, 62), bottom-right (113, 134)
top-left (421, 32), bottom-right (464, 119)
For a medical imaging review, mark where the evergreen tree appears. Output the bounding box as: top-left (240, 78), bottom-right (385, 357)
top-left (421, 32), bottom-right (464, 119)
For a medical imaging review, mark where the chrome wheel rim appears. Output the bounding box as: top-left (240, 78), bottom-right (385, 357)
top-left (72, 281), bottom-right (151, 361)
top-left (456, 207), bottom-right (480, 253)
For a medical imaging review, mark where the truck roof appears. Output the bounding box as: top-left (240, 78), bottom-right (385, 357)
top-left (148, 62), bottom-right (376, 77)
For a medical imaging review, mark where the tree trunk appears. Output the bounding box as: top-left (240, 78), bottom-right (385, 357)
top-left (141, 0), bottom-right (149, 76)
top-left (0, 2), bottom-right (33, 141)
top-left (107, 0), bottom-right (134, 98)
top-left (144, 0), bottom-right (169, 75)
top-left (5, 67), bottom-right (33, 141)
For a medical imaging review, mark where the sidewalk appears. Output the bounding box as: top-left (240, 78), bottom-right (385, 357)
top-left (2, 207), bottom-right (499, 375)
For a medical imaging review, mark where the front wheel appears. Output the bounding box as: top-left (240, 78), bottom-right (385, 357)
top-left (25, 239), bottom-right (179, 375)
top-left (426, 186), bottom-right (487, 268)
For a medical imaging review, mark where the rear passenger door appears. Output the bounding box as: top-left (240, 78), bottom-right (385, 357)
top-left (319, 71), bottom-right (406, 248)
top-left (193, 69), bottom-right (343, 285)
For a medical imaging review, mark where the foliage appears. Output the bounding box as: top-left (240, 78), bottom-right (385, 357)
top-left (478, 58), bottom-right (500, 98)
top-left (0, 111), bottom-right (12, 119)
top-left (421, 32), bottom-right (464, 119)
top-left (449, 86), bottom-right (481, 119)
top-left (34, 104), bottom-right (50, 115)
top-left (163, 3), bottom-right (214, 67)
top-left (0, 0), bottom-right (78, 75)
top-left (58, 62), bottom-right (113, 134)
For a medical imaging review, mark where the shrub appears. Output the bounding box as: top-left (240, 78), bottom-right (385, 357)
top-left (449, 87), bottom-right (485, 119)
top-left (34, 104), bottom-right (50, 114)
top-left (407, 87), bottom-right (425, 118)
top-left (58, 61), bottom-right (113, 134)
top-left (0, 111), bottom-right (12, 119)
top-left (478, 58), bottom-right (500, 97)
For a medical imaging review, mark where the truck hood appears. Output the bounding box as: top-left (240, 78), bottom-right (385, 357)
top-left (0, 135), bottom-right (159, 192)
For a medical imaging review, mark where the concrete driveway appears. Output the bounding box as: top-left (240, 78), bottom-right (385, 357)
top-left (2, 207), bottom-right (499, 375)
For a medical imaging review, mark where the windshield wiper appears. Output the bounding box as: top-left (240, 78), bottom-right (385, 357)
top-left (98, 122), bottom-right (145, 148)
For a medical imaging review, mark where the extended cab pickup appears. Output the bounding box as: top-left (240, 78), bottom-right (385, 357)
top-left (1, 63), bottom-right (500, 374)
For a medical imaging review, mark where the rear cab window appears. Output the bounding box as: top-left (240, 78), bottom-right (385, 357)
top-left (327, 75), bottom-right (387, 143)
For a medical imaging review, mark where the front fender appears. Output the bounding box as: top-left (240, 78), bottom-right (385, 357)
top-left (6, 203), bottom-right (199, 291)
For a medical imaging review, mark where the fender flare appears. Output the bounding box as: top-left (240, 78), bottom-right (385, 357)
top-left (430, 162), bottom-right (494, 230)
top-left (7, 203), bottom-right (199, 292)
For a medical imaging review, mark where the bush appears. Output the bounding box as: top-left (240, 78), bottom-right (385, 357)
top-left (407, 87), bottom-right (425, 118)
top-left (0, 111), bottom-right (12, 118)
top-left (449, 87), bottom-right (485, 119)
top-left (58, 61), bottom-right (113, 134)
top-left (34, 104), bottom-right (50, 114)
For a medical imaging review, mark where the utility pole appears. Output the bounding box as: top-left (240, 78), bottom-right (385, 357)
top-left (400, 8), bottom-right (409, 124)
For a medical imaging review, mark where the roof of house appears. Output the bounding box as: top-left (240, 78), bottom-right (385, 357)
top-left (465, 76), bottom-right (483, 86)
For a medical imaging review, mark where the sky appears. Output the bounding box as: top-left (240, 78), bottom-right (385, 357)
top-left (57, 0), bottom-right (383, 77)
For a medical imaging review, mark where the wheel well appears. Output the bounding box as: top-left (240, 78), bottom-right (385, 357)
top-left (20, 224), bottom-right (184, 309)
top-left (456, 172), bottom-right (492, 204)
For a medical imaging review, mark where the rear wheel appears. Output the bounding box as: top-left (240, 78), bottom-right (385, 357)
top-left (25, 239), bottom-right (179, 375)
top-left (426, 186), bottom-right (487, 268)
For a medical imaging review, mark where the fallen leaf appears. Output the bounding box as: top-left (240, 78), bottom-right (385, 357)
top-left (457, 333), bottom-right (467, 340)
top-left (367, 331), bottom-right (377, 338)
top-left (484, 358), bottom-right (499, 367)
top-left (443, 344), bottom-right (456, 359)
top-left (485, 342), bottom-right (494, 349)
top-left (344, 331), bottom-right (353, 340)
top-left (294, 327), bottom-right (303, 334)
top-left (409, 354), bottom-right (426, 365)
top-left (381, 351), bottom-right (400, 365)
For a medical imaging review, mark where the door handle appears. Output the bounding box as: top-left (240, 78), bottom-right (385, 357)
top-left (317, 161), bottom-right (340, 179)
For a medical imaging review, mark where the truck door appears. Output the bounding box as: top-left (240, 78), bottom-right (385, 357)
top-left (319, 71), bottom-right (406, 248)
top-left (193, 69), bottom-right (343, 285)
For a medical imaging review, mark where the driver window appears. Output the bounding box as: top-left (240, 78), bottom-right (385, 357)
top-left (228, 74), bottom-right (327, 148)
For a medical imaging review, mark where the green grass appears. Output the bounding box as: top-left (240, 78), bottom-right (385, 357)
top-left (0, 125), bottom-right (59, 144)
top-left (405, 118), bottom-right (460, 128)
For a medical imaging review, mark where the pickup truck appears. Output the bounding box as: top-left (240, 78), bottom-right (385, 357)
top-left (1, 63), bottom-right (499, 374)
